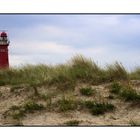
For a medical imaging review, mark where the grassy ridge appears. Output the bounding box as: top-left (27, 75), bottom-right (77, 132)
top-left (1, 55), bottom-right (140, 125)
top-left (0, 55), bottom-right (139, 87)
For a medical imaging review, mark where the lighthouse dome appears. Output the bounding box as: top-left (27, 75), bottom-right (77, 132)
top-left (0, 32), bottom-right (7, 37)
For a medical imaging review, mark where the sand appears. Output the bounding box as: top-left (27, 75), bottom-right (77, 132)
top-left (0, 81), bottom-right (140, 126)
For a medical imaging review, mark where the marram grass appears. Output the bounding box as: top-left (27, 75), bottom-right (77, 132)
top-left (0, 55), bottom-right (139, 87)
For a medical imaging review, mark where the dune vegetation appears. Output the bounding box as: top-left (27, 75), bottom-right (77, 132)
top-left (0, 55), bottom-right (133, 86)
top-left (0, 55), bottom-right (140, 126)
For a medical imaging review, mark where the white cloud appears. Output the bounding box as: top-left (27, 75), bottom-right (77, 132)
top-left (9, 40), bottom-right (105, 66)
top-left (6, 15), bottom-right (140, 70)
top-left (9, 40), bottom-right (140, 71)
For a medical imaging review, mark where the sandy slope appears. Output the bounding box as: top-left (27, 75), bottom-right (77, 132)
top-left (0, 81), bottom-right (140, 126)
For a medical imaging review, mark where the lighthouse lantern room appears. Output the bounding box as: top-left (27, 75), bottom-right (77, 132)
top-left (0, 31), bottom-right (9, 68)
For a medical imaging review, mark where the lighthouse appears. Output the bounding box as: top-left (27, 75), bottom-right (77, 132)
top-left (0, 31), bottom-right (9, 68)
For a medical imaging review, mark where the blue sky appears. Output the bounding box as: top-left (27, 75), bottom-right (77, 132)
top-left (0, 14), bottom-right (140, 70)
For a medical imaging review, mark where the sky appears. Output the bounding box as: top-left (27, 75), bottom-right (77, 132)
top-left (0, 14), bottom-right (140, 70)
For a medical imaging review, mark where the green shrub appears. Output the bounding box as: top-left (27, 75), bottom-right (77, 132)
top-left (4, 101), bottom-right (45, 119)
top-left (4, 105), bottom-right (25, 120)
top-left (4, 101), bottom-right (45, 120)
top-left (23, 101), bottom-right (45, 113)
top-left (84, 101), bottom-right (115, 115)
top-left (91, 103), bottom-right (115, 115)
top-left (64, 120), bottom-right (80, 126)
top-left (110, 82), bottom-right (122, 94)
top-left (120, 86), bottom-right (140, 102)
top-left (110, 82), bottom-right (140, 103)
top-left (80, 87), bottom-right (96, 96)
top-left (58, 97), bottom-right (77, 112)
top-left (110, 82), bottom-right (140, 102)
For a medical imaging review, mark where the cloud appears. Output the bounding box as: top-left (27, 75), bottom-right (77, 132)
top-left (2, 14), bottom-right (140, 70)
top-left (9, 40), bottom-right (105, 65)
top-left (9, 39), bottom-right (140, 71)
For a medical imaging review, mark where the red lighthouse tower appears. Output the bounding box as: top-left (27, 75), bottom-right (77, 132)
top-left (0, 31), bottom-right (9, 68)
